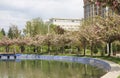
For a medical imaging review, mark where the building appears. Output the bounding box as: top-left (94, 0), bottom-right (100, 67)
top-left (83, 0), bottom-right (113, 18)
top-left (49, 18), bottom-right (81, 31)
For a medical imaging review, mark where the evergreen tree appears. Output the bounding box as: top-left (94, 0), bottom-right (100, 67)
top-left (8, 25), bottom-right (21, 39)
top-left (1, 28), bottom-right (6, 36)
top-left (8, 27), bottom-right (13, 39)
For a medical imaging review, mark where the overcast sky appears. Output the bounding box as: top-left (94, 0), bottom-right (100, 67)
top-left (0, 0), bottom-right (84, 31)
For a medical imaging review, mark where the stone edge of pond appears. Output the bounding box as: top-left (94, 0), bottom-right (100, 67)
top-left (100, 59), bottom-right (120, 78)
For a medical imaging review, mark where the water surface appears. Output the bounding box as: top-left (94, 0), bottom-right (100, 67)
top-left (0, 60), bottom-right (106, 78)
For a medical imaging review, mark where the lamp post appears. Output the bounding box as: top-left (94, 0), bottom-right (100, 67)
top-left (48, 23), bottom-right (50, 34)
top-left (47, 21), bottom-right (52, 34)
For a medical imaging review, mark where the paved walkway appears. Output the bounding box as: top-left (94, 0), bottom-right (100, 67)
top-left (101, 59), bottom-right (120, 78)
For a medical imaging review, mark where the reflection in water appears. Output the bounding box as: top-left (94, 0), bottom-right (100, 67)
top-left (0, 60), bottom-right (106, 78)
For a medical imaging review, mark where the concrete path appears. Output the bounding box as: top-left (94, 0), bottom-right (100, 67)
top-left (101, 60), bottom-right (120, 78)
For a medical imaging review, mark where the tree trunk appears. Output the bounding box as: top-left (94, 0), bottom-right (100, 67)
top-left (29, 46), bottom-right (32, 53)
top-left (91, 46), bottom-right (93, 56)
top-left (33, 46), bottom-right (38, 53)
top-left (62, 47), bottom-right (65, 54)
top-left (77, 46), bottom-right (80, 55)
top-left (101, 48), bottom-right (104, 56)
top-left (83, 40), bottom-right (87, 56)
top-left (90, 42), bottom-right (93, 56)
top-left (40, 47), bottom-right (43, 53)
top-left (56, 47), bottom-right (59, 55)
top-left (35, 46), bottom-right (38, 53)
top-left (39, 46), bottom-right (41, 53)
top-left (5, 45), bottom-right (9, 53)
top-left (13, 46), bottom-right (16, 54)
top-left (69, 46), bottom-right (72, 54)
top-left (20, 45), bottom-right (25, 53)
top-left (60, 47), bottom-right (64, 54)
top-left (33, 46), bottom-right (36, 53)
top-left (83, 44), bottom-right (86, 56)
top-left (108, 42), bottom-right (112, 56)
top-left (48, 44), bottom-right (50, 54)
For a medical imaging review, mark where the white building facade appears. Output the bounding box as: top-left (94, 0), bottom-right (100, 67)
top-left (49, 18), bottom-right (81, 31)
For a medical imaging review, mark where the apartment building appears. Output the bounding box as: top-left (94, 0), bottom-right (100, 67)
top-left (49, 18), bottom-right (81, 31)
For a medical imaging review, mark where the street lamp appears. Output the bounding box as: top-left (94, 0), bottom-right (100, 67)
top-left (47, 21), bottom-right (52, 34)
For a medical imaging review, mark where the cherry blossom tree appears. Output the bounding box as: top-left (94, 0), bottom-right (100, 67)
top-left (95, 15), bottom-right (120, 56)
top-left (31, 35), bottom-right (45, 53)
top-left (0, 37), bottom-right (13, 53)
top-left (43, 34), bottom-right (54, 54)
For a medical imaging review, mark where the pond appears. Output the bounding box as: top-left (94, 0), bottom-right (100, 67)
top-left (0, 60), bottom-right (106, 78)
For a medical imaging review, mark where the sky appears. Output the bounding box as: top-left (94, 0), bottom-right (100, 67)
top-left (0, 0), bottom-right (84, 31)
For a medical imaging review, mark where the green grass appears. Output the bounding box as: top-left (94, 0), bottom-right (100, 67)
top-left (118, 75), bottom-right (120, 78)
top-left (88, 56), bottom-right (120, 65)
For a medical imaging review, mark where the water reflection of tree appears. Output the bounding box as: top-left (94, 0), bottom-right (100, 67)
top-left (0, 60), bottom-right (106, 78)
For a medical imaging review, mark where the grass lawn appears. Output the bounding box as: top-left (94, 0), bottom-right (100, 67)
top-left (91, 56), bottom-right (120, 65)
top-left (118, 76), bottom-right (120, 78)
